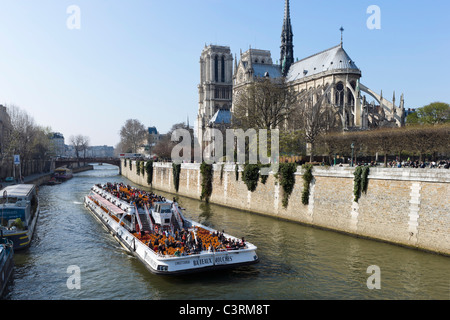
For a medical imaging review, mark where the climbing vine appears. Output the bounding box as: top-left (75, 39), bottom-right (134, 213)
top-left (145, 161), bottom-right (154, 185)
top-left (242, 164), bottom-right (260, 192)
top-left (136, 160), bottom-right (141, 176)
top-left (220, 164), bottom-right (224, 183)
top-left (235, 163), bottom-right (239, 181)
top-left (301, 163), bottom-right (314, 205)
top-left (259, 164), bottom-right (270, 185)
top-left (354, 166), bottom-right (370, 202)
top-left (172, 163), bottom-right (181, 192)
top-left (278, 163), bottom-right (297, 208)
top-left (200, 162), bottom-right (213, 203)
top-left (140, 161), bottom-right (145, 177)
top-left (129, 159), bottom-right (132, 171)
top-left (361, 166), bottom-right (370, 195)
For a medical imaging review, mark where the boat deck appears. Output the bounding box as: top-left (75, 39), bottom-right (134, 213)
top-left (89, 193), bottom-right (125, 216)
top-left (90, 184), bottom-right (250, 258)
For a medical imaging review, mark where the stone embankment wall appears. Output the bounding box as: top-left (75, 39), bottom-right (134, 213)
top-left (121, 161), bottom-right (450, 256)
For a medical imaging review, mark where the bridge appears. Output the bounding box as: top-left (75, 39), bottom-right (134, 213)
top-left (55, 158), bottom-right (122, 174)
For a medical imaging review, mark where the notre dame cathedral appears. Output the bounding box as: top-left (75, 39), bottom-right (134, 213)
top-left (196, 0), bottom-right (406, 142)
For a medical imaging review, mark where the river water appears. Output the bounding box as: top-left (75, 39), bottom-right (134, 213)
top-left (3, 164), bottom-right (449, 300)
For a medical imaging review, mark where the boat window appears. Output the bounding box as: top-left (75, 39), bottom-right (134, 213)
top-left (0, 197), bottom-right (19, 204)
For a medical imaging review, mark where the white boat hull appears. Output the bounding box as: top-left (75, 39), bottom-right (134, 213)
top-left (84, 195), bottom-right (259, 275)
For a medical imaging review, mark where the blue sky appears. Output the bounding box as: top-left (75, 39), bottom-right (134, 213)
top-left (0, 0), bottom-right (449, 146)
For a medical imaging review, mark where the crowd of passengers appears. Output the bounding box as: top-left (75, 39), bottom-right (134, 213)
top-left (97, 182), bottom-right (167, 208)
top-left (96, 182), bottom-right (247, 255)
top-left (151, 228), bottom-right (247, 256)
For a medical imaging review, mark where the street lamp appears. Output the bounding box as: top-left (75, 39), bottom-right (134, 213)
top-left (351, 142), bottom-right (355, 167)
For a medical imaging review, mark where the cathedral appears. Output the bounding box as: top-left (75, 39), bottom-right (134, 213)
top-left (196, 0), bottom-right (406, 143)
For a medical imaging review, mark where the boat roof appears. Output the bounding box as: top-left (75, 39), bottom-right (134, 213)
top-left (90, 193), bottom-right (125, 215)
top-left (0, 184), bottom-right (35, 198)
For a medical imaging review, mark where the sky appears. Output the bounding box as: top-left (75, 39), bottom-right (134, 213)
top-left (0, 0), bottom-right (449, 147)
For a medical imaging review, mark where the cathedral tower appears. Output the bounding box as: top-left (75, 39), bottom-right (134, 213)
top-left (280, 0), bottom-right (294, 76)
top-left (197, 45), bottom-right (233, 144)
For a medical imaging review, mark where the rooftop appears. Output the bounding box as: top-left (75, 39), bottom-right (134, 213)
top-left (286, 44), bottom-right (360, 82)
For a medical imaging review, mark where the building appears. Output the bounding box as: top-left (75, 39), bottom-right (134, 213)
top-left (197, 45), bottom-right (234, 146)
top-left (50, 132), bottom-right (65, 157)
top-left (197, 0), bottom-right (406, 140)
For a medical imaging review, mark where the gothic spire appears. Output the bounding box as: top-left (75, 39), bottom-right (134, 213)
top-left (280, 0), bottom-right (294, 77)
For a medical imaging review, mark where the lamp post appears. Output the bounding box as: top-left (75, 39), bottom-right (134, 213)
top-left (351, 142), bottom-right (355, 167)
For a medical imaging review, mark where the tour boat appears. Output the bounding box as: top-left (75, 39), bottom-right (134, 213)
top-left (0, 184), bottom-right (40, 251)
top-left (84, 183), bottom-right (259, 275)
top-left (53, 167), bottom-right (73, 181)
top-left (0, 238), bottom-right (14, 297)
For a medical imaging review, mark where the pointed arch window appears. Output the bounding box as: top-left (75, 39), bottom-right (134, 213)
top-left (214, 56), bottom-right (219, 82)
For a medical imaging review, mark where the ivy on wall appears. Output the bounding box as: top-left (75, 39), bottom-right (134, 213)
top-left (145, 161), bottom-right (153, 185)
top-left (136, 160), bottom-right (141, 176)
top-left (301, 163), bottom-right (314, 205)
top-left (235, 163), bottom-right (239, 181)
top-left (260, 164), bottom-right (270, 185)
top-left (200, 162), bottom-right (213, 203)
top-left (242, 164), bottom-right (260, 192)
top-left (354, 166), bottom-right (370, 202)
top-left (278, 163), bottom-right (297, 208)
top-left (172, 163), bottom-right (181, 192)
top-left (220, 164), bottom-right (224, 183)
top-left (361, 166), bottom-right (370, 195)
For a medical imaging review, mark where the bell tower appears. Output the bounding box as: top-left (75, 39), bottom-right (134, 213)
top-left (197, 45), bottom-right (233, 143)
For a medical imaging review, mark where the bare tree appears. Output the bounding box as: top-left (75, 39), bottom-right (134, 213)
top-left (153, 122), bottom-right (194, 161)
top-left (292, 84), bottom-right (338, 161)
top-left (232, 78), bottom-right (296, 130)
top-left (119, 119), bottom-right (148, 154)
top-left (2, 105), bottom-right (52, 177)
top-left (70, 134), bottom-right (89, 165)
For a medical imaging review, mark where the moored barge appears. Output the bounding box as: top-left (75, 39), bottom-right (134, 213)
top-left (84, 183), bottom-right (259, 275)
top-left (0, 184), bottom-right (40, 251)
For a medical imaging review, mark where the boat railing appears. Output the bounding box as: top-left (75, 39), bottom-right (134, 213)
top-left (144, 204), bottom-right (154, 232)
top-left (172, 204), bottom-right (184, 229)
top-left (134, 203), bottom-right (143, 232)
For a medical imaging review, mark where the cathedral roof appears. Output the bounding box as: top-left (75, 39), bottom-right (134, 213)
top-left (252, 63), bottom-right (282, 79)
top-left (286, 44), bottom-right (360, 82)
top-left (209, 109), bottom-right (231, 125)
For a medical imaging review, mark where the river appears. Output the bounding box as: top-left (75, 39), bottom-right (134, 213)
top-left (3, 164), bottom-right (449, 300)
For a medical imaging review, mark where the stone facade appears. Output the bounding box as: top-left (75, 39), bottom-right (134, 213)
top-left (122, 161), bottom-right (450, 256)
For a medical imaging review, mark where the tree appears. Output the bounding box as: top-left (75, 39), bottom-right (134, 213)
top-left (70, 135), bottom-right (89, 164)
top-left (2, 105), bottom-right (53, 177)
top-left (119, 119), bottom-right (148, 154)
top-left (153, 122), bottom-right (194, 161)
top-left (232, 78), bottom-right (296, 130)
top-left (407, 102), bottom-right (449, 125)
top-left (291, 84), bottom-right (338, 162)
